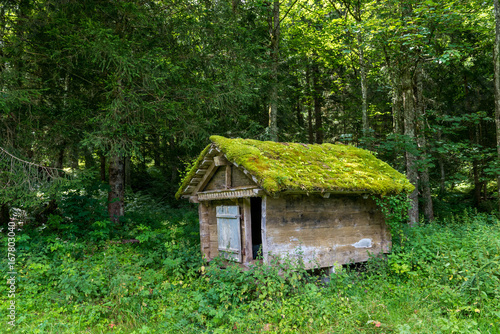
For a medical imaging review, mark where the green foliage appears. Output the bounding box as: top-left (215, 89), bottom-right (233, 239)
top-left (372, 193), bottom-right (411, 245)
top-left (2, 203), bottom-right (500, 333)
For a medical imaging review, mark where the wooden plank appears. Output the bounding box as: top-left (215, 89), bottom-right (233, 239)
top-left (214, 155), bottom-right (230, 166)
top-left (261, 195), bottom-right (268, 264)
top-left (262, 194), bottom-right (389, 269)
top-left (199, 204), bottom-right (210, 259)
top-left (191, 163), bottom-right (218, 194)
top-left (242, 198), bottom-right (253, 263)
top-left (199, 158), bottom-right (214, 168)
top-left (194, 169), bottom-right (208, 177)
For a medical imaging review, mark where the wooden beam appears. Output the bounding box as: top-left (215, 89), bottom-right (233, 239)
top-left (242, 198), bottom-right (253, 263)
top-left (198, 189), bottom-right (259, 201)
top-left (199, 158), bottom-right (213, 168)
top-left (191, 163), bottom-right (218, 195)
top-left (194, 169), bottom-right (207, 176)
top-left (214, 155), bottom-right (229, 166)
top-left (261, 196), bottom-right (268, 264)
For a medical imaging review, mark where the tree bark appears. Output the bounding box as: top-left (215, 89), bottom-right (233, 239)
top-left (403, 70), bottom-right (418, 226)
top-left (415, 67), bottom-right (434, 222)
top-left (305, 65), bottom-right (314, 144)
top-left (108, 155), bottom-right (125, 224)
top-left (392, 77), bottom-right (403, 134)
top-left (268, 0), bottom-right (280, 142)
top-left (358, 32), bottom-right (369, 136)
top-left (312, 62), bottom-right (323, 144)
top-left (494, 0), bottom-right (500, 212)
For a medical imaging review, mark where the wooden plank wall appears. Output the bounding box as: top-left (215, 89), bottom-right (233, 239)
top-left (199, 203), bottom-right (211, 260)
top-left (264, 194), bottom-right (390, 269)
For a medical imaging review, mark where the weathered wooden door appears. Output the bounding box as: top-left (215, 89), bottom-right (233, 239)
top-left (216, 205), bottom-right (242, 262)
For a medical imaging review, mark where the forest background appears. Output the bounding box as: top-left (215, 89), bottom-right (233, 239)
top-left (1, 0), bottom-right (500, 333)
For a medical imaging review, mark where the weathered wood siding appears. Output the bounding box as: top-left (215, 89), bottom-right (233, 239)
top-left (204, 167), bottom-right (225, 191)
top-left (203, 165), bottom-right (256, 191)
top-left (231, 167), bottom-right (255, 188)
top-left (264, 194), bottom-right (390, 269)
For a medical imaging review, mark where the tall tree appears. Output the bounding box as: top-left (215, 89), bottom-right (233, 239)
top-left (268, 0), bottom-right (280, 141)
top-left (495, 0), bottom-right (500, 212)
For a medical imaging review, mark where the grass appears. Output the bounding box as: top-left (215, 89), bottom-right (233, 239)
top-left (1, 194), bottom-right (499, 333)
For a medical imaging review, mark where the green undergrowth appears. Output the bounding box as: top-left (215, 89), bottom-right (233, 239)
top-left (1, 200), bottom-right (499, 333)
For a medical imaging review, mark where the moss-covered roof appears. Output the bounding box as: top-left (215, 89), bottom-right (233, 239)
top-left (176, 136), bottom-right (414, 198)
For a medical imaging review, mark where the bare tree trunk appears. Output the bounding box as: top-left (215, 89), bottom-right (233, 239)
top-left (312, 62), bottom-right (323, 144)
top-left (403, 70), bottom-right (418, 226)
top-left (306, 65), bottom-right (314, 144)
top-left (415, 67), bottom-right (434, 222)
top-left (358, 32), bottom-right (369, 136)
top-left (268, 0), bottom-right (280, 142)
top-left (108, 155), bottom-right (125, 224)
top-left (392, 77), bottom-right (403, 135)
top-left (494, 0), bottom-right (500, 212)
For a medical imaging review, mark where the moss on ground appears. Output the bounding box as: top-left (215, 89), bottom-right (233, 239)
top-left (177, 136), bottom-right (414, 198)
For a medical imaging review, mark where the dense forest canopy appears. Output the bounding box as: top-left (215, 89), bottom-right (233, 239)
top-left (0, 0), bottom-right (499, 224)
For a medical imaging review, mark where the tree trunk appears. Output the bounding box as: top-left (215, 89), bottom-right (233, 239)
top-left (494, 0), bottom-right (500, 212)
top-left (472, 160), bottom-right (482, 207)
top-left (403, 70), bottom-right (418, 226)
top-left (392, 77), bottom-right (403, 134)
top-left (415, 67), bottom-right (434, 221)
top-left (70, 146), bottom-right (79, 169)
top-left (153, 135), bottom-right (161, 168)
top-left (108, 155), bottom-right (125, 224)
top-left (268, 0), bottom-right (280, 142)
top-left (296, 100), bottom-right (304, 128)
top-left (305, 65), bottom-right (314, 144)
top-left (358, 31), bottom-right (369, 136)
top-left (466, 77), bottom-right (482, 207)
top-left (312, 62), bottom-right (323, 144)
top-left (84, 149), bottom-right (95, 169)
top-left (99, 152), bottom-right (106, 182)
top-left (55, 147), bottom-right (65, 169)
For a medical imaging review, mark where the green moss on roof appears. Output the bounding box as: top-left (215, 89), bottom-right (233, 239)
top-left (177, 136), bottom-right (414, 198)
top-left (175, 144), bottom-right (211, 199)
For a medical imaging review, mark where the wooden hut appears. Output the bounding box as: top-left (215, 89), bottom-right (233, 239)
top-left (176, 136), bottom-right (413, 270)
